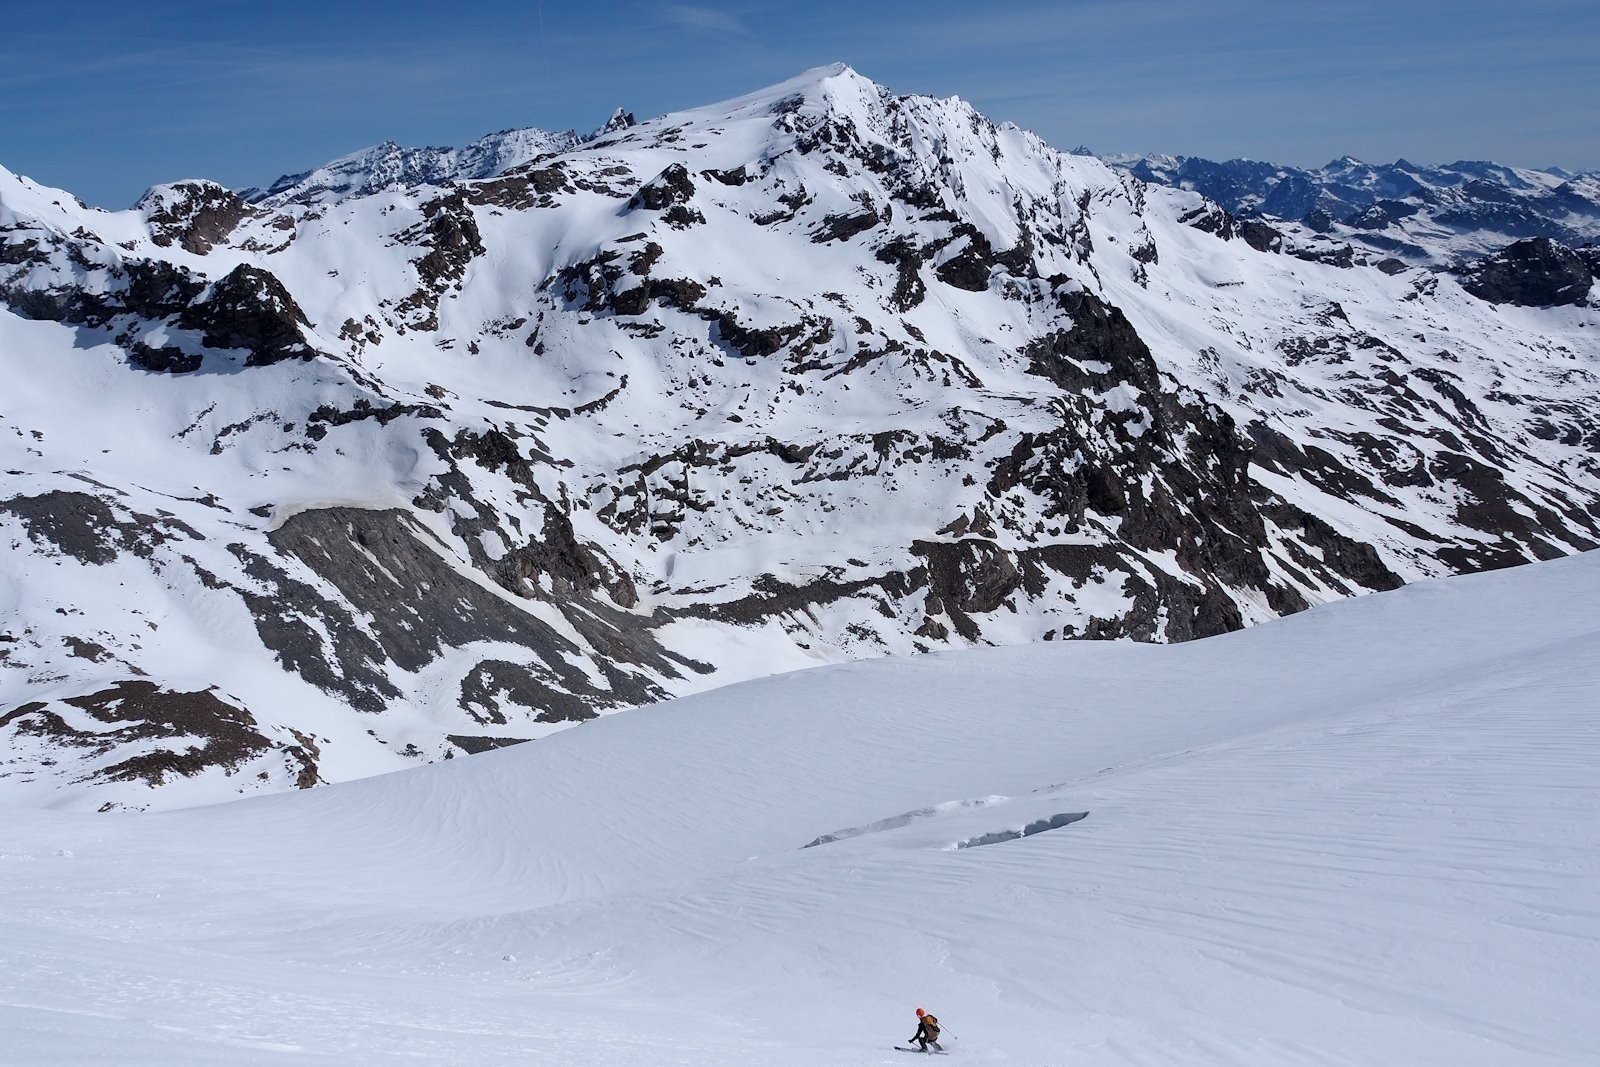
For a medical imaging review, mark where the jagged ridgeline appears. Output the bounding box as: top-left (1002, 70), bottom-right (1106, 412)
top-left (2, 65), bottom-right (1596, 809)
top-left (1109, 152), bottom-right (1600, 273)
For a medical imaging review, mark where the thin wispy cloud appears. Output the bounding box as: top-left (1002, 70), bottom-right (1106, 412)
top-left (660, 4), bottom-right (749, 36)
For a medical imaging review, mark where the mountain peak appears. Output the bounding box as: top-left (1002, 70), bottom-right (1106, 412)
top-left (135, 178), bottom-right (231, 210)
top-left (667, 62), bottom-right (886, 126)
top-left (595, 107), bottom-right (637, 137)
top-left (787, 60), bottom-right (866, 90)
top-left (234, 65), bottom-right (929, 210)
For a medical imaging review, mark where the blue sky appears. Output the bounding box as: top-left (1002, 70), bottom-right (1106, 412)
top-left (5, 0), bottom-right (1597, 208)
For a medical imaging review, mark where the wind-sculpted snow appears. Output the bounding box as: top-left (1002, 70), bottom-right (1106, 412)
top-left (0, 551), bottom-right (1596, 1063)
top-left (949, 810), bottom-right (1089, 849)
top-left (801, 795), bottom-right (1009, 848)
top-left (801, 795), bottom-right (1089, 851)
top-left (1, 64), bottom-right (1598, 806)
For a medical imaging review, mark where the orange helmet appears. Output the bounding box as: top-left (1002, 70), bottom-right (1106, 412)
top-left (915, 1008), bottom-right (926, 1017)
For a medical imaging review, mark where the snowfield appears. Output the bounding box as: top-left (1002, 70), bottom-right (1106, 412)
top-left (2, 550), bottom-right (1597, 1064)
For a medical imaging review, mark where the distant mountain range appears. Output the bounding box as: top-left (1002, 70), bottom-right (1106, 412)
top-left (238, 109), bottom-right (642, 207)
top-left (2, 65), bottom-right (1596, 810)
top-left (238, 126), bottom-right (584, 206)
top-left (1102, 152), bottom-right (1600, 268)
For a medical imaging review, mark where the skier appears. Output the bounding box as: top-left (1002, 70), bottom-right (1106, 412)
top-left (909, 1007), bottom-right (944, 1052)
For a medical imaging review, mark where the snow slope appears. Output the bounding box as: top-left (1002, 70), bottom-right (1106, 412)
top-left (2, 550), bottom-right (1596, 1064)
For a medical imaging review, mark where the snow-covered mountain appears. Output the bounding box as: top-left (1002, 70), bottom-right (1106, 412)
top-left (1107, 151), bottom-right (1600, 269)
top-left (2, 64), bottom-right (1598, 809)
top-left (238, 125), bottom-right (584, 207)
top-left (238, 110), bottom-right (644, 208)
top-left (3, 550), bottom-right (1597, 1063)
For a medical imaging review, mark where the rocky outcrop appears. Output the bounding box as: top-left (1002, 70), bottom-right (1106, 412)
top-left (1458, 238), bottom-right (1594, 307)
top-left (0, 490), bottom-right (197, 565)
top-left (0, 681), bottom-right (317, 801)
top-left (632, 163), bottom-right (703, 227)
top-left (256, 508), bottom-right (681, 716)
top-left (0, 226), bottom-right (315, 372)
top-left (138, 181), bottom-right (257, 254)
top-left (597, 108), bottom-right (637, 136)
top-left (391, 192), bottom-right (489, 330)
top-left (179, 264), bottom-right (317, 365)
